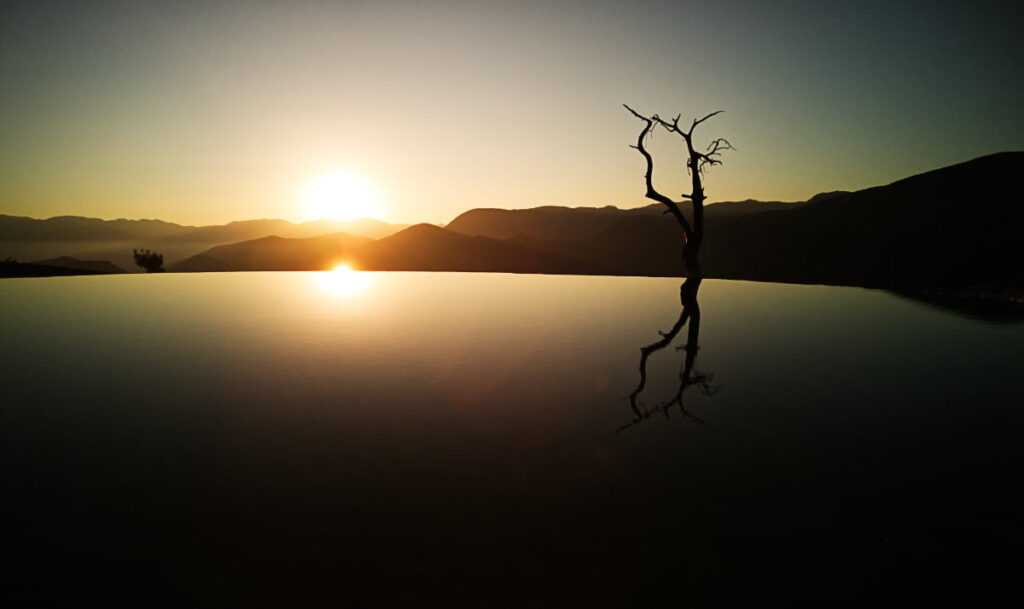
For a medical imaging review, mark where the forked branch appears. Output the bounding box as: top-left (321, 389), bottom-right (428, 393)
top-left (623, 104), bottom-right (693, 237)
top-left (624, 104), bottom-right (730, 278)
top-left (622, 277), bottom-right (716, 430)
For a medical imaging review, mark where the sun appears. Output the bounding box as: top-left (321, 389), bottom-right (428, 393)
top-left (302, 171), bottom-right (382, 221)
top-left (313, 263), bottom-right (373, 297)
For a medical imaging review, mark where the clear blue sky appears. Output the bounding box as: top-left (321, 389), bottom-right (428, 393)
top-left (2, 0), bottom-right (1021, 224)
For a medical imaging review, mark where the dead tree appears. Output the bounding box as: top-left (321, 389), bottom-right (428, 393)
top-left (624, 105), bottom-right (732, 277)
top-left (622, 276), bottom-right (716, 430)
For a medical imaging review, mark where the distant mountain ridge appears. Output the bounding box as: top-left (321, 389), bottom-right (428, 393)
top-left (172, 224), bottom-right (607, 275)
top-left (444, 198), bottom-right (803, 242)
top-left (443, 152), bottom-right (1023, 288)
top-left (4, 152), bottom-right (1021, 289)
top-left (30, 256), bottom-right (125, 274)
top-left (0, 214), bottom-right (406, 242)
top-left (0, 215), bottom-right (409, 271)
top-left (174, 233), bottom-right (374, 272)
top-left (698, 151), bottom-right (1024, 286)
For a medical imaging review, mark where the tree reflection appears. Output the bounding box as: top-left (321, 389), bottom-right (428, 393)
top-left (623, 277), bottom-right (718, 430)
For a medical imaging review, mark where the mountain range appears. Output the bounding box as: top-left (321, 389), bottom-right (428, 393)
top-left (3, 152), bottom-right (1022, 291)
top-left (0, 216), bottom-right (409, 272)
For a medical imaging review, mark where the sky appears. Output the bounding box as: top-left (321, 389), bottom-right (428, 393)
top-left (2, 0), bottom-right (1022, 226)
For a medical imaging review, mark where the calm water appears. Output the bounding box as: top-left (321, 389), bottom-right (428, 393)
top-left (4, 272), bottom-right (1023, 606)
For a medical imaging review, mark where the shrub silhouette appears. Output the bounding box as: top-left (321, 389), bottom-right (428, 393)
top-left (133, 249), bottom-right (165, 273)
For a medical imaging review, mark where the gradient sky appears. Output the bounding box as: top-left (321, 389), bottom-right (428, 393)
top-left (2, 0), bottom-right (1021, 225)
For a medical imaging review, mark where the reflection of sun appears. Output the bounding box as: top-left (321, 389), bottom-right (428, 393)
top-left (302, 171), bottom-right (382, 221)
top-left (313, 263), bottom-right (373, 297)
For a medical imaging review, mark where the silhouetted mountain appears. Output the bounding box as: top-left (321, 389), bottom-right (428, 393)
top-left (807, 191), bottom-right (851, 203)
top-left (173, 224), bottom-right (606, 275)
top-left (0, 214), bottom-right (408, 271)
top-left (104, 218), bottom-right (191, 240)
top-left (701, 151), bottom-right (1024, 287)
top-left (358, 224), bottom-right (603, 274)
top-left (173, 233), bottom-right (372, 272)
top-left (505, 214), bottom-right (685, 276)
top-left (446, 205), bottom-right (659, 241)
top-left (0, 215), bottom-right (132, 241)
top-left (171, 217), bottom-right (404, 244)
top-left (295, 218), bottom-right (405, 240)
top-left (5, 153), bottom-right (1020, 291)
top-left (30, 256), bottom-right (125, 274)
top-left (446, 199), bottom-right (801, 242)
top-left (0, 260), bottom-right (115, 278)
top-left (700, 198), bottom-right (807, 217)
top-left (465, 200), bottom-right (805, 277)
top-left (449, 152), bottom-right (1022, 288)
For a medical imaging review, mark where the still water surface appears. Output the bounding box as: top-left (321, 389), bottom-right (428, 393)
top-left (4, 272), bottom-right (1022, 606)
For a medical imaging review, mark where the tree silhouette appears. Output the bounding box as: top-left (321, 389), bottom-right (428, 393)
top-left (622, 277), bottom-right (717, 430)
top-left (624, 105), bottom-right (732, 277)
top-left (133, 249), bottom-right (165, 273)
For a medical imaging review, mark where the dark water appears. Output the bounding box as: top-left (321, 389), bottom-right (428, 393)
top-left (3, 272), bottom-right (1022, 606)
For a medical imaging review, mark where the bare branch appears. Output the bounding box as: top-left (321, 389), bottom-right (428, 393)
top-left (694, 152), bottom-right (722, 167)
top-left (706, 138), bottom-right (734, 156)
top-left (687, 138), bottom-right (736, 174)
top-left (622, 103), bottom-right (649, 123)
top-left (624, 105), bottom-right (694, 237)
top-left (652, 114), bottom-right (688, 140)
top-left (627, 305), bottom-right (691, 418)
top-left (622, 277), bottom-right (716, 430)
top-left (691, 110), bottom-right (724, 132)
top-left (624, 104), bottom-right (730, 277)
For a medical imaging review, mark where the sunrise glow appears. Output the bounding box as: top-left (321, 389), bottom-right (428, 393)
top-left (313, 263), bottom-right (373, 297)
top-left (302, 172), bottom-right (382, 222)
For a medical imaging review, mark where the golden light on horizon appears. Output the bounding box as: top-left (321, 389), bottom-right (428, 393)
top-left (302, 171), bottom-right (383, 222)
top-left (313, 263), bottom-right (373, 297)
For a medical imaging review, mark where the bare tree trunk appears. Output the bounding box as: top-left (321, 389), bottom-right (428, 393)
top-left (624, 105), bottom-right (731, 279)
top-left (624, 276), bottom-right (713, 429)
top-left (685, 181), bottom-right (705, 276)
